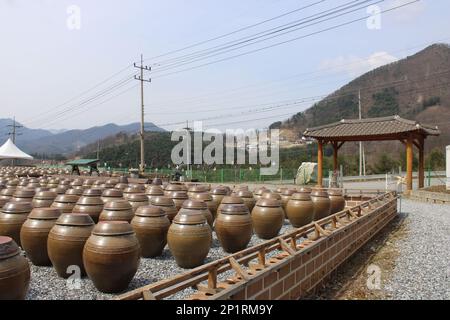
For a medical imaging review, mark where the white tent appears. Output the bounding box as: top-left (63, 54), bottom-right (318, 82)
top-left (0, 138), bottom-right (33, 160)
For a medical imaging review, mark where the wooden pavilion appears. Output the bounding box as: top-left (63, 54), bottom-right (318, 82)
top-left (302, 115), bottom-right (440, 191)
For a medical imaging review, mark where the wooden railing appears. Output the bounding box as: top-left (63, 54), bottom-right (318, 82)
top-left (118, 191), bottom-right (397, 300)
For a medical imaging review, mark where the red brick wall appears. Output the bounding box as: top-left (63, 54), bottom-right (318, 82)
top-left (213, 196), bottom-right (397, 300)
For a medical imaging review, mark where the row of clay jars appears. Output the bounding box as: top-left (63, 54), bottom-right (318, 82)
top-left (215, 204), bottom-right (252, 253)
top-left (83, 221), bottom-right (140, 293)
top-left (131, 206), bottom-right (170, 257)
top-left (0, 202), bottom-right (33, 246)
top-left (20, 208), bottom-right (62, 266)
top-left (167, 207), bottom-right (211, 268)
top-left (0, 236), bottom-right (30, 299)
top-left (99, 200), bottom-right (134, 223)
top-left (251, 199), bottom-right (284, 239)
top-left (47, 213), bottom-right (95, 278)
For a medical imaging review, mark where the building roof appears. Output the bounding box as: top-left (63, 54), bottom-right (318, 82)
top-left (0, 138), bottom-right (33, 160)
top-left (65, 159), bottom-right (99, 166)
top-left (302, 115), bottom-right (440, 141)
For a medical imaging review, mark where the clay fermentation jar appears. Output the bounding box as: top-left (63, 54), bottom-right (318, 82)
top-left (164, 183), bottom-right (186, 196)
top-left (310, 190), bottom-right (331, 220)
top-left (47, 213), bottom-right (94, 278)
top-left (51, 194), bottom-right (79, 213)
top-left (328, 189), bottom-right (346, 214)
top-left (280, 189), bottom-right (297, 213)
top-left (215, 204), bottom-right (252, 253)
top-left (99, 200), bottom-right (134, 222)
top-left (0, 188), bottom-right (14, 201)
top-left (169, 191), bottom-right (188, 211)
top-left (65, 188), bottom-right (83, 197)
top-left (167, 209), bottom-right (211, 268)
top-left (236, 190), bottom-right (256, 212)
top-left (131, 206), bottom-right (170, 257)
top-left (101, 188), bottom-right (123, 204)
top-left (123, 185), bottom-right (145, 199)
top-left (179, 200), bottom-right (213, 228)
top-left (193, 193), bottom-right (218, 219)
top-left (251, 199), bottom-right (284, 239)
top-left (0, 201), bottom-right (33, 246)
top-left (12, 189), bottom-right (35, 203)
top-left (20, 208), bottom-right (61, 266)
top-left (217, 196), bottom-right (244, 214)
top-left (187, 185), bottom-right (209, 199)
top-left (73, 193), bottom-right (104, 223)
top-left (150, 196), bottom-right (178, 222)
top-left (210, 186), bottom-right (229, 204)
top-left (0, 236), bottom-right (30, 299)
top-left (32, 191), bottom-right (57, 208)
top-left (145, 185), bottom-right (164, 202)
top-left (253, 187), bottom-right (268, 200)
top-left (83, 221), bottom-right (140, 293)
top-left (286, 192), bottom-right (314, 227)
top-left (127, 193), bottom-right (148, 213)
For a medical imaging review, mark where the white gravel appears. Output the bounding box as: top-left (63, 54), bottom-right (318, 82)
top-left (26, 220), bottom-right (295, 300)
top-left (384, 198), bottom-right (450, 300)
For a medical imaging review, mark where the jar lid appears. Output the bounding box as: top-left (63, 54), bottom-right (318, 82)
top-left (276, 187), bottom-right (288, 193)
top-left (76, 196), bottom-right (104, 206)
top-left (165, 183), bottom-right (186, 191)
top-left (193, 193), bottom-right (213, 202)
top-left (35, 187), bottom-right (50, 193)
top-left (0, 236), bottom-right (20, 260)
top-left (127, 193), bottom-right (148, 202)
top-left (104, 200), bottom-right (132, 211)
top-left (2, 201), bottom-right (33, 213)
top-left (262, 192), bottom-right (282, 201)
top-left (145, 186), bottom-right (164, 196)
top-left (169, 191), bottom-right (188, 200)
top-left (291, 192), bottom-right (311, 201)
top-left (182, 199), bottom-right (207, 209)
top-left (328, 189), bottom-right (343, 196)
top-left (35, 191), bottom-right (57, 200)
top-left (220, 203), bottom-right (249, 215)
top-left (253, 187), bottom-right (268, 195)
top-left (29, 207), bottom-right (62, 220)
top-left (151, 178), bottom-right (163, 185)
top-left (49, 187), bottom-right (68, 194)
top-left (82, 188), bottom-right (103, 197)
top-left (114, 183), bottom-right (128, 190)
top-left (236, 190), bottom-right (253, 198)
top-left (102, 189), bottom-right (123, 198)
top-left (65, 188), bottom-right (83, 196)
top-left (55, 213), bottom-right (94, 226)
top-left (124, 186), bottom-right (144, 194)
top-left (82, 179), bottom-right (95, 186)
top-left (13, 189), bottom-right (35, 198)
top-left (299, 187), bottom-right (312, 193)
top-left (173, 209), bottom-right (207, 225)
top-left (150, 196), bottom-right (175, 207)
top-left (211, 186), bottom-right (228, 195)
top-left (92, 221), bottom-right (134, 236)
top-left (106, 179), bottom-right (119, 185)
top-left (188, 185), bottom-right (209, 192)
top-left (0, 188), bottom-right (14, 196)
top-left (54, 194), bottom-right (79, 203)
top-left (281, 189), bottom-right (297, 196)
top-left (256, 198), bottom-right (282, 208)
top-left (311, 190), bottom-right (329, 198)
top-left (135, 205), bottom-right (166, 217)
top-left (221, 196), bottom-right (244, 205)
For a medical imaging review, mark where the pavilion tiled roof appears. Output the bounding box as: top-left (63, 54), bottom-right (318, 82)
top-left (303, 115), bottom-right (440, 140)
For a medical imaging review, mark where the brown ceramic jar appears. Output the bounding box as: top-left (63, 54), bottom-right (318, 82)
top-left (286, 192), bottom-right (314, 227)
top-left (150, 196), bottom-right (178, 222)
top-left (101, 188), bottom-right (123, 204)
top-left (32, 191), bottom-right (57, 208)
top-left (251, 199), bottom-right (284, 239)
top-left (65, 188), bottom-right (83, 197)
top-left (127, 193), bottom-right (148, 213)
top-left (193, 193), bottom-right (218, 219)
top-left (215, 204), bottom-right (252, 253)
top-left (0, 201), bottom-right (33, 246)
top-left (131, 206), bottom-right (170, 257)
top-left (145, 185), bottom-right (164, 202)
top-left (12, 189), bottom-right (35, 203)
top-left (217, 196), bottom-right (244, 214)
top-left (187, 185), bottom-right (209, 199)
top-left (280, 189), bottom-right (297, 213)
top-left (253, 187), bottom-right (268, 200)
top-left (168, 191), bottom-right (188, 212)
top-left (49, 186), bottom-right (69, 195)
top-left (151, 177), bottom-right (163, 185)
top-left (168, 209), bottom-right (211, 268)
top-left (123, 185), bottom-right (145, 199)
top-left (262, 191), bottom-right (282, 201)
top-left (236, 190), bottom-right (256, 212)
top-left (179, 200), bottom-right (213, 228)
top-left (73, 192), bottom-right (104, 223)
top-left (310, 190), bottom-right (331, 221)
top-left (83, 221), bottom-right (140, 293)
top-left (0, 187), bottom-right (14, 201)
top-left (20, 208), bottom-right (61, 266)
top-left (114, 183), bottom-right (128, 191)
top-left (164, 183), bottom-right (187, 196)
top-left (47, 213), bottom-right (94, 278)
top-left (210, 186), bottom-right (229, 205)
top-left (0, 236), bottom-right (30, 299)
top-left (328, 189), bottom-right (346, 214)
top-left (51, 194), bottom-right (79, 213)
top-left (99, 200), bottom-right (134, 222)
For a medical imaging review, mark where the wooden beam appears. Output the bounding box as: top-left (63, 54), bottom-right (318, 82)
top-left (332, 142), bottom-right (338, 172)
top-left (418, 137), bottom-right (425, 189)
top-left (406, 137), bottom-right (413, 191)
top-left (337, 141), bottom-right (345, 150)
top-left (229, 257), bottom-right (249, 281)
top-left (317, 140), bottom-right (323, 187)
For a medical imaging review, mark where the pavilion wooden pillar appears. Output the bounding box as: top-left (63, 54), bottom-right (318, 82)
top-left (317, 140), bottom-right (323, 187)
top-left (418, 137), bottom-right (425, 188)
top-left (406, 136), bottom-right (413, 191)
top-left (332, 142), bottom-right (338, 172)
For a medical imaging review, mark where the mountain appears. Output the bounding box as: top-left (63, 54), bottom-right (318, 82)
top-left (0, 119), bottom-right (165, 155)
top-left (272, 43), bottom-right (450, 158)
top-left (0, 119), bottom-right (54, 141)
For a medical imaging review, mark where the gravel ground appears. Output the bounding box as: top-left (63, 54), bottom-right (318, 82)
top-left (384, 199), bottom-right (450, 300)
top-left (26, 220), bottom-right (295, 300)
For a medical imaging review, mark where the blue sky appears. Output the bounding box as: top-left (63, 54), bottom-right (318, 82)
top-left (0, 0), bottom-right (448, 131)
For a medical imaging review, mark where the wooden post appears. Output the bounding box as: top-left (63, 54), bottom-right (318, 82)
top-left (418, 137), bottom-right (424, 189)
top-left (332, 142), bottom-right (338, 172)
top-left (317, 140), bottom-right (323, 187)
top-left (406, 137), bottom-right (413, 191)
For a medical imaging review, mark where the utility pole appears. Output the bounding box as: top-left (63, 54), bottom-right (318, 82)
top-left (96, 140), bottom-right (100, 160)
top-left (183, 120), bottom-right (192, 180)
top-left (134, 54), bottom-right (151, 175)
top-left (6, 117), bottom-right (23, 166)
top-left (358, 89), bottom-right (365, 176)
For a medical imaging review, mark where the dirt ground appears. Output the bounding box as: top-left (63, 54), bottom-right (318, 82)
top-left (304, 213), bottom-right (409, 300)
